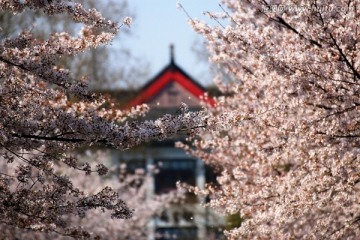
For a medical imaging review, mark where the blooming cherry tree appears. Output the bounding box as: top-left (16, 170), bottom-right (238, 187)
top-left (0, 151), bottom-right (180, 239)
top-left (183, 0), bottom-right (360, 239)
top-left (0, 1), bottom-right (206, 237)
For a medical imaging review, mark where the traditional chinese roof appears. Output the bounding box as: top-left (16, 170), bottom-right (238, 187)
top-left (128, 45), bottom-right (215, 108)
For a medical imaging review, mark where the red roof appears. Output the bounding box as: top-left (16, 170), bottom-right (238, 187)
top-left (128, 61), bottom-right (215, 108)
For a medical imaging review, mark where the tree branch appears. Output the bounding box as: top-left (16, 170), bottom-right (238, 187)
top-left (328, 33), bottom-right (360, 80)
top-left (271, 16), bottom-right (322, 48)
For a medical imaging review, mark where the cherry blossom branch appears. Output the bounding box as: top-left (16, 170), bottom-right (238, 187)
top-left (329, 33), bottom-right (360, 80)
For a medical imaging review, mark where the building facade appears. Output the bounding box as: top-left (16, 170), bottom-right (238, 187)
top-left (110, 52), bottom-right (224, 240)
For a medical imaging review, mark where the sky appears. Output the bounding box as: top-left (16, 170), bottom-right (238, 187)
top-left (122, 0), bottom-right (223, 86)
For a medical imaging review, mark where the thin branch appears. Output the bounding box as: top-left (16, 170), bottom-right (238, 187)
top-left (0, 56), bottom-right (69, 89)
top-left (0, 56), bottom-right (95, 100)
top-left (328, 33), bottom-right (360, 80)
top-left (273, 16), bottom-right (322, 48)
top-left (11, 133), bottom-right (113, 146)
top-left (316, 131), bottom-right (360, 139)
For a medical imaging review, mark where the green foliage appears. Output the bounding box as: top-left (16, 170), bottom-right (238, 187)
top-left (226, 212), bottom-right (243, 230)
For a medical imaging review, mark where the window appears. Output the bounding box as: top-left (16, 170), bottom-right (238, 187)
top-left (168, 89), bottom-right (179, 104)
top-left (155, 159), bottom-right (196, 194)
top-left (167, 82), bottom-right (179, 104)
top-left (156, 227), bottom-right (197, 240)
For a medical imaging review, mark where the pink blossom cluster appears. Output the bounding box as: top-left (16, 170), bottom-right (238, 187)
top-left (0, 151), bottom-right (181, 239)
top-left (185, 0), bottom-right (360, 239)
top-left (0, 1), bottom-right (207, 237)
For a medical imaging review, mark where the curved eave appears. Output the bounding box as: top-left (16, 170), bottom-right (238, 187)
top-left (128, 62), bottom-right (215, 108)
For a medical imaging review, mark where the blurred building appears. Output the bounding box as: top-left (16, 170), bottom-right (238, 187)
top-left (108, 46), bottom-right (225, 240)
